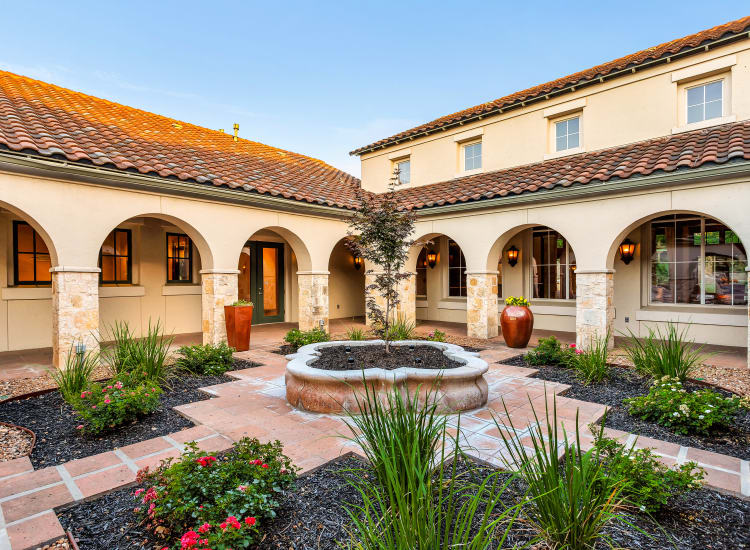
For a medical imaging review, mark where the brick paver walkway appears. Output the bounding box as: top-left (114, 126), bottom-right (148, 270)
top-left (0, 346), bottom-right (748, 549)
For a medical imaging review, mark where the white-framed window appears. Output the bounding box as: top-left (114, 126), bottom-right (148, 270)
top-left (462, 141), bottom-right (482, 171)
top-left (554, 116), bottom-right (580, 152)
top-left (686, 80), bottom-right (723, 125)
top-left (649, 214), bottom-right (747, 306)
top-left (395, 159), bottom-right (410, 185)
top-left (531, 227), bottom-right (576, 300)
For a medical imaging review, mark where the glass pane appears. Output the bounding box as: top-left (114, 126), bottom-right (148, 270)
top-left (36, 255), bottom-right (51, 282)
top-left (567, 116), bottom-right (579, 133)
top-left (568, 266), bottom-right (576, 299)
top-left (497, 261), bottom-right (503, 297)
top-left (568, 132), bottom-right (579, 149)
top-left (705, 81), bottom-right (722, 102)
top-left (237, 251), bottom-right (252, 302)
top-left (177, 259), bottom-right (190, 281)
top-left (180, 237), bottom-right (190, 258)
top-left (556, 135), bottom-right (567, 151)
top-left (448, 240), bottom-right (464, 268)
top-left (101, 232), bottom-right (115, 256)
top-left (397, 161), bottom-right (410, 184)
top-left (672, 261), bottom-right (700, 304)
top-left (116, 257), bottom-right (129, 282)
top-left (674, 219), bottom-right (701, 263)
top-left (651, 263), bottom-right (674, 303)
top-left (651, 222), bottom-right (674, 263)
top-left (532, 262), bottom-right (543, 299)
top-left (687, 104), bottom-right (703, 124)
top-left (167, 235), bottom-right (177, 258)
top-left (555, 120), bottom-right (566, 138)
top-left (262, 247), bottom-right (279, 316)
top-left (115, 230), bottom-right (129, 255)
top-left (416, 267), bottom-right (426, 296)
top-left (16, 224), bottom-right (34, 253)
top-left (35, 234), bottom-right (49, 254)
top-left (449, 267), bottom-right (460, 293)
top-left (101, 256), bottom-right (115, 282)
top-left (17, 253), bottom-right (34, 282)
top-left (686, 86), bottom-right (703, 107)
top-left (705, 99), bottom-right (722, 120)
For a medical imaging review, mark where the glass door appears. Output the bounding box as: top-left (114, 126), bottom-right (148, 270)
top-left (242, 241), bottom-right (285, 324)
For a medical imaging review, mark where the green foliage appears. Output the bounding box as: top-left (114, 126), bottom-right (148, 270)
top-left (101, 320), bottom-right (175, 383)
top-left (231, 299), bottom-right (253, 307)
top-left (425, 329), bottom-right (446, 342)
top-left (625, 376), bottom-right (742, 435)
top-left (134, 438), bottom-right (297, 548)
top-left (383, 317), bottom-right (415, 341)
top-left (504, 295), bottom-right (530, 307)
top-left (175, 342), bottom-right (235, 376)
top-left (495, 395), bottom-right (627, 550)
top-left (621, 322), bottom-right (708, 382)
top-left (345, 327), bottom-right (366, 341)
top-left (50, 345), bottom-right (99, 403)
top-left (283, 328), bottom-right (330, 350)
top-left (571, 334), bottom-right (610, 385)
top-left (524, 336), bottom-right (575, 366)
top-left (593, 432), bottom-right (704, 513)
top-left (343, 382), bottom-right (521, 549)
top-left (73, 371), bottom-right (161, 434)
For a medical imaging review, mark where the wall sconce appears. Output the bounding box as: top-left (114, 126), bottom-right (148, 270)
top-left (507, 245), bottom-right (519, 267)
top-left (618, 239), bottom-right (636, 265)
top-left (353, 255), bottom-right (363, 270)
top-left (426, 250), bottom-right (438, 268)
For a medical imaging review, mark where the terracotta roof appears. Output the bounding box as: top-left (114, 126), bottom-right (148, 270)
top-left (0, 70), bottom-right (362, 209)
top-left (352, 16), bottom-right (750, 155)
top-left (393, 120), bottom-right (750, 210)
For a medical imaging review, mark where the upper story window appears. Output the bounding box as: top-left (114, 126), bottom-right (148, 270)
top-left (396, 159), bottom-right (410, 185)
top-left (416, 248), bottom-right (427, 296)
top-left (555, 116), bottom-right (580, 152)
top-left (167, 233), bottom-right (193, 283)
top-left (686, 80), bottom-right (723, 124)
top-left (650, 214), bottom-right (747, 306)
top-left (531, 227), bottom-right (576, 300)
top-left (100, 228), bottom-right (132, 284)
top-left (13, 221), bottom-right (51, 286)
top-left (463, 141), bottom-right (482, 171)
top-left (447, 239), bottom-right (467, 297)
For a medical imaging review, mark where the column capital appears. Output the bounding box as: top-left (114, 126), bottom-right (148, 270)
top-left (50, 266), bottom-right (101, 273)
top-left (465, 270), bottom-right (499, 275)
top-left (296, 270), bottom-right (330, 276)
top-left (574, 269), bottom-right (616, 275)
top-left (200, 269), bottom-right (241, 275)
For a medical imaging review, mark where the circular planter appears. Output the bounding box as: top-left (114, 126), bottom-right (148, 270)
top-left (285, 340), bottom-right (488, 414)
top-left (500, 305), bottom-right (534, 348)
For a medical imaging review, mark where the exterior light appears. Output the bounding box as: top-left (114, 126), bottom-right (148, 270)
top-left (619, 239), bottom-right (636, 265)
top-left (507, 245), bottom-right (519, 267)
top-left (75, 342), bottom-right (86, 356)
top-left (426, 250), bottom-right (438, 268)
top-left (353, 255), bottom-right (363, 270)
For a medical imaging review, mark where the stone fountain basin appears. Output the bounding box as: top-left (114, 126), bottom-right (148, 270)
top-left (285, 340), bottom-right (488, 414)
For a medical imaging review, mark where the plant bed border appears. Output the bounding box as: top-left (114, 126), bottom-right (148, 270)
top-left (0, 420), bottom-right (36, 459)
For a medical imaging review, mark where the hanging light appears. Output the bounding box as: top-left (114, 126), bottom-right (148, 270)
top-left (618, 239), bottom-right (636, 265)
top-left (353, 255), bottom-right (363, 270)
top-left (507, 245), bottom-right (519, 267)
top-left (426, 250), bottom-right (438, 268)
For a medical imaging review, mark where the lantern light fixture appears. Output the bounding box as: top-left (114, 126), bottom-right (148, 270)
top-left (353, 255), bottom-right (363, 270)
top-left (507, 245), bottom-right (519, 267)
top-left (618, 239), bottom-right (636, 265)
top-left (426, 250), bottom-right (438, 268)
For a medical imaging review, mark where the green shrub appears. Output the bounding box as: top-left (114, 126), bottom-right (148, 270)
top-left (50, 345), bottom-right (100, 403)
top-left (283, 327), bottom-right (330, 350)
top-left (593, 432), bottom-right (704, 513)
top-left (231, 299), bottom-right (253, 307)
top-left (383, 317), bottom-right (415, 341)
top-left (101, 320), bottom-right (175, 383)
top-left (345, 327), bottom-right (366, 341)
top-left (504, 295), bottom-right (530, 306)
top-left (495, 395), bottom-right (627, 550)
top-left (625, 376), bottom-right (742, 435)
top-left (524, 335), bottom-right (575, 366)
top-left (73, 371), bottom-right (161, 434)
top-left (425, 329), bottom-right (446, 342)
top-left (134, 438), bottom-right (296, 548)
top-left (621, 322), bottom-right (708, 382)
top-left (175, 342), bottom-right (235, 376)
top-left (571, 334), bottom-right (610, 385)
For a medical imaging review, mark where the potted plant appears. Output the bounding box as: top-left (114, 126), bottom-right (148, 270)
top-left (224, 300), bottom-right (253, 352)
top-left (500, 296), bottom-right (533, 348)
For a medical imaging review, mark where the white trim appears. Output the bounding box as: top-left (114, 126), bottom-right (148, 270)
top-left (544, 145), bottom-right (584, 160)
top-left (635, 309), bottom-right (747, 327)
top-left (416, 299), bottom-right (428, 308)
top-left (671, 114), bottom-right (736, 134)
top-left (200, 269), bottom-right (240, 275)
top-left (543, 98), bottom-right (586, 118)
top-left (671, 55), bottom-right (736, 83)
top-left (387, 149), bottom-right (411, 160)
top-left (437, 299), bottom-right (467, 311)
top-left (162, 285), bottom-right (201, 296)
top-left (465, 270), bottom-right (499, 275)
top-left (49, 266), bottom-right (100, 273)
top-left (99, 286), bottom-right (146, 298)
top-left (574, 269), bottom-right (616, 274)
top-left (452, 127), bottom-right (484, 142)
top-left (528, 304), bottom-right (576, 317)
top-left (296, 270), bottom-right (330, 276)
top-left (1, 287), bottom-right (51, 300)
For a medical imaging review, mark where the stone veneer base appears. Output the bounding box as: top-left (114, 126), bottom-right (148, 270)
top-left (285, 340), bottom-right (489, 414)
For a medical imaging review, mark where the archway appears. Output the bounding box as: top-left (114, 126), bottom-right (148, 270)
top-left (327, 238), bottom-right (366, 331)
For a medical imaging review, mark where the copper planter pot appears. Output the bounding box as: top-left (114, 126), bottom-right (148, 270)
top-left (224, 305), bottom-right (253, 351)
top-left (500, 306), bottom-right (534, 348)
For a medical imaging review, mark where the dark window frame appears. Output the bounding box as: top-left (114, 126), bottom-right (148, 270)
top-left (99, 228), bottom-right (132, 285)
top-left (12, 220), bottom-right (51, 286)
top-left (165, 232), bottom-right (194, 284)
top-left (416, 248), bottom-right (427, 297)
top-left (447, 239), bottom-right (467, 297)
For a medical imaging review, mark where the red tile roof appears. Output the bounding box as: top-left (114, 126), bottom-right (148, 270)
top-left (352, 16), bottom-right (750, 155)
top-left (393, 120), bottom-right (750, 210)
top-left (0, 70), bottom-right (362, 209)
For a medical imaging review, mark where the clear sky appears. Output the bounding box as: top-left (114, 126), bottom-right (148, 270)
top-left (1, 1), bottom-right (748, 177)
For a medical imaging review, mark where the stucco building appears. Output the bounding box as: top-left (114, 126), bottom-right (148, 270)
top-left (0, 16), bottom-right (749, 367)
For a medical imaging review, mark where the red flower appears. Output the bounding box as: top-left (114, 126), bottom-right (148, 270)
top-left (180, 530), bottom-right (200, 549)
top-left (220, 522), bottom-right (227, 530)
top-left (245, 517), bottom-right (256, 526)
top-left (569, 343), bottom-right (576, 349)
top-left (195, 456), bottom-right (217, 468)
top-left (261, 463), bottom-right (269, 469)
top-left (198, 523), bottom-right (211, 533)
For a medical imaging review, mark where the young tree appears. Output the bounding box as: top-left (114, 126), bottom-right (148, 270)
top-left (348, 172), bottom-right (416, 353)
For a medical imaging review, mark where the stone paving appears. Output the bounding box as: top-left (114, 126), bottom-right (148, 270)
top-left (0, 344), bottom-right (748, 549)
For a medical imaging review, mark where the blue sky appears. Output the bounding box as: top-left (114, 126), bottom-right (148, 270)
top-left (1, 1), bottom-right (748, 177)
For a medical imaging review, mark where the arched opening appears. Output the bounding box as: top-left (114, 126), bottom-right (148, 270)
top-left (327, 238), bottom-right (366, 332)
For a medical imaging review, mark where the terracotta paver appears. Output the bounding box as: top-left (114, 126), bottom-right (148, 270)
top-left (0, 457), bottom-right (33, 479)
top-left (0, 467), bottom-right (60, 499)
top-left (64, 451), bottom-right (122, 477)
top-left (2, 483), bottom-right (73, 522)
top-left (75, 463), bottom-right (136, 498)
top-left (135, 448), bottom-right (183, 471)
top-left (119, 437), bottom-right (174, 460)
top-left (6, 510), bottom-right (65, 550)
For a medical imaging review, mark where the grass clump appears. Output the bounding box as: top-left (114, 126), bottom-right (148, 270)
top-left (175, 342), bottom-right (235, 376)
top-left (383, 317), bottom-right (415, 341)
top-left (570, 334), bottom-right (610, 385)
top-left (101, 319), bottom-right (175, 383)
top-left (345, 327), bottom-right (366, 341)
top-left (50, 345), bottom-right (100, 403)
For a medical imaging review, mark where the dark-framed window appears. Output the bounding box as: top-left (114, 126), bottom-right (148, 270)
top-left (99, 228), bottom-right (132, 284)
top-left (166, 233), bottom-right (193, 283)
top-left (13, 221), bottom-right (51, 285)
top-left (531, 227), bottom-right (576, 300)
top-left (448, 239), bottom-right (467, 297)
top-left (416, 248), bottom-right (427, 296)
top-left (497, 260), bottom-right (503, 298)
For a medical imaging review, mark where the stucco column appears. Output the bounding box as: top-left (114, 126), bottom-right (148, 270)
top-left (466, 271), bottom-right (499, 339)
top-left (365, 271), bottom-right (416, 327)
top-left (575, 269), bottom-right (615, 350)
top-left (201, 269), bottom-right (239, 345)
top-left (298, 271), bottom-right (329, 332)
top-left (51, 267), bottom-right (100, 369)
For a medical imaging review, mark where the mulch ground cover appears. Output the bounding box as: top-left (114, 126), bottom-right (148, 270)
top-left (312, 344), bottom-right (464, 371)
top-left (500, 354), bottom-right (750, 461)
top-left (57, 454), bottom-right (750, 550)
top-left (0, 359), bottom-right (258, 469)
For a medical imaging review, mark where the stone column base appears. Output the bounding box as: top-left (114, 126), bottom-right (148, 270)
top-left (298, 271), bottom-right (329, 332)
top-left (575, 270), bottom-right (615, 350)
top-left (466, 272), bottom-right (499, 339)
top-left (201, 270), bottom-right (239, 345)
top-left (52, 268), bottom-right (100, 369)
top-left (365, 271), bottom-right (416, 327)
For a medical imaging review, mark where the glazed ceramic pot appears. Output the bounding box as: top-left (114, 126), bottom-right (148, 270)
top-left (224, 304), bottom-right (253, 351)
top-left (500, 305), bottom-right (534, 348)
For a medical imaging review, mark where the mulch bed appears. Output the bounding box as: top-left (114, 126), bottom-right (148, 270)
top-left (57, 454), bottom-right (750, 550)
top-left (500, 355), bottom-right (750, 461)
top-left (312, 344), bottom-right (464, 371)
top-left (0, 360), bottom-right (257, 469)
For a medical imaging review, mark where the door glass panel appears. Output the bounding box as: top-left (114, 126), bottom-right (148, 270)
top-left (237, 248), bottom-right (252, 302)
top-left (262, 247), bottom-right (279, 316)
